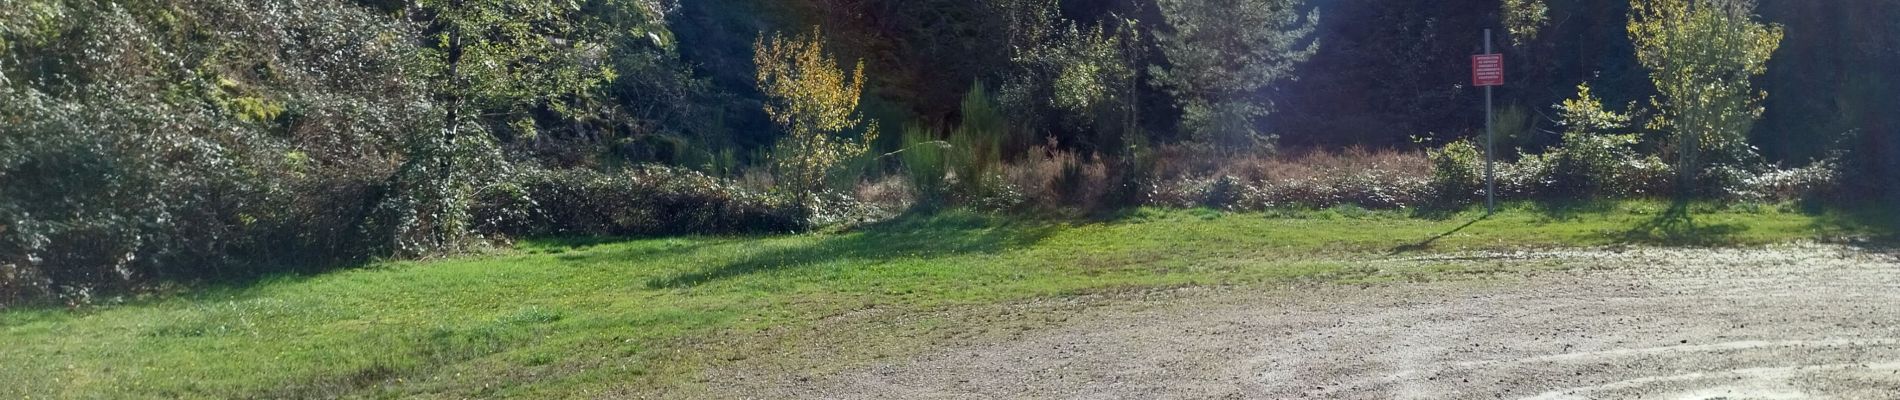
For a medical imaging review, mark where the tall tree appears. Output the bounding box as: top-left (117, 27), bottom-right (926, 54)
top-left (385, 0), bottom-right (617, 255)
top-left (1628, 0), bottom-right (1783, 191)
top-left (1150, 0), bottom-right (1318, 151)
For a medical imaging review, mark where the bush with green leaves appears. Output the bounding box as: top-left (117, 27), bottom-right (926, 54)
top-left (0, 0), bottom-right (725, 305)
top-left (1734, 161), bottom-right (1839, 202)
top-left (472, 166), bottom-right (804, 239)
top-left (1429, 140), bottom-right (1486, 205)
top-left (1531, 83), bottom-right (1629, 197)
top-left (993, 0), bottom-right (1145, 153)
top-left (0, 0), bottom-right (429, 304)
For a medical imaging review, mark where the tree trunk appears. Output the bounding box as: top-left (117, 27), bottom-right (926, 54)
top-left (1678, 123), bottom-right (1699, 199)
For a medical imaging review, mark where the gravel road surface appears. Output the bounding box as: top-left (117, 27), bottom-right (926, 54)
top-left (723, 245), bottom-right (1900, 399)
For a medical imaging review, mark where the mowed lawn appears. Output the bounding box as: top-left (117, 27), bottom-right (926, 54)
top-left (0, 202), bottom-right (1879, 398)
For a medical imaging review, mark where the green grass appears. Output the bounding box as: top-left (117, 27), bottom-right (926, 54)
top-left (0, 201), bottom-right (1881, 398)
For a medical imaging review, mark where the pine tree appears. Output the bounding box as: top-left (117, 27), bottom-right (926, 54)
top-left (1151, 0), bottom-right (1319, 151)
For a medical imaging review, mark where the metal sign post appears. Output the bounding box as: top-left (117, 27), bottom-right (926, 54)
top-left (1472, 30), bottom-right (1504, 215)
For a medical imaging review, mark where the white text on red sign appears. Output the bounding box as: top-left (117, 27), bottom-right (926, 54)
top-left (1472, 54), bottom-right (1505, 87)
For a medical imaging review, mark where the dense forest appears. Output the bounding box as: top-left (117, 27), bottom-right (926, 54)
top-left (2, 0), bottom-right (1897, 303)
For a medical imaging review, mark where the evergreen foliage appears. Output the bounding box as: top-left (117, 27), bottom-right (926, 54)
top-left (1151, 0), bottom-right (1320, 151)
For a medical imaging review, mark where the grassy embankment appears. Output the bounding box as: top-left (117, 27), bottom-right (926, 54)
top-left (0, 201), bottom-right (1884, 398)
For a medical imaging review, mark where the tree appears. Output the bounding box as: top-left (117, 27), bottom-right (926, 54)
top-left (383, 0), bottom-right (618, 256)
top-left (1628, 0), bottom-right (1783, 192)
top-left (1502, 0), bottom-right (1549, 46)
top-left (1048, 18), bottom-right (1145, 155)
top-left (0, 0), bottom-right (442, 299)
top-left (754, 27), bottom-right (879, 205)
top-left (1551, 83), bottom-right (1646, 195)
top-left (1150, 0), bottom-right (1318, 151)
top-left (995, 0), bottom-right (1145, 154)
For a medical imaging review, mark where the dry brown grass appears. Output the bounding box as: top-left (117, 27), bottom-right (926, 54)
top-left (1149, 146), bottom-right (1435, 209)
top-left (855, 175), bottom-right (916, 211)
top-left (1154, 145), bottom-right (1431, 183)
top-left (1003, 145), bottom-right (1110, 211)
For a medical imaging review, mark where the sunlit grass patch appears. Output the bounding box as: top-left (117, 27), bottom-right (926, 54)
top-left (0, 201), bottom-right (1880, 398)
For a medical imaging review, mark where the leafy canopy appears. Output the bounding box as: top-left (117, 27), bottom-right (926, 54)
top-left (1628, 0), bottom-right (1783, 172)
top-left (754, 27), bottom-right (878, 200)
top-left (383, 0), bottom-right (623, 256)
top-left (1556, 83), bottom-right (1633, 135)
top-left (1502, 0), bottom-right (1550, 46)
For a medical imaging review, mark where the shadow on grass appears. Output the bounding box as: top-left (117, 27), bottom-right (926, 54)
top-left (1530, 198), bottom-right (1621, 222)
top-left (537, 238), bottom-right (723, 264)
top-left (645, 211), bottom-right (1060, 289)
top-left (520, 236), bottom-right (643, 251)
top-left (1805, 201), bottom-right (1900, 250)
top-left (1407, 202), bottom-right (1466, 221)
top-left (1615, 200), bottom-right (1747, 246)
top-left (1389, 216), bottom-right (1486, 254)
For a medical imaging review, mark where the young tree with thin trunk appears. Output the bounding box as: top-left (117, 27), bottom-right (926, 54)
top-left (754, 28), bottom-right (878, 207)
top-left (1628, 0), bottom-right (1783, 194)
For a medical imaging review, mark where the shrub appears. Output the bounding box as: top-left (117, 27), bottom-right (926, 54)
top-left (472, 166), bottom-right (805, 238)
top-left (1098, 146), bottom-right (1156, 209)
top-left (854, 175), bottom-right (917, 213)
top-left (1004, 143), bottom-right (1110, 211)
top-left (1148, 177), bottom-right (1214, 209)
top-left (1232, 168), bottom-right (1430, 210)
top-left (755, 27), bottom-right (879, 203)
top-left (1493, 152), bottom-right (1551, 199)
top-left (1736, 161), bottom-right (1839, 202)
top-left (1204, 175), bottom-right (1245, 209)
top-left (1545, 132), bottom-right (1643, 197)
top-left (1623, 157), bottom-right (1677, 197)
top-left (1147, 147), bottom-right (1433, 210)
top-left (0, 84), bottom-right (310, 304)
top-left (1541, 83), bottom-right (1657, 199)
top-left (1429, 140), bottom-right (1485, 205)
top-left (1697, 163), bottom-right (1758, 200)
top-left (1837, 129), bottom-right (1900, 205)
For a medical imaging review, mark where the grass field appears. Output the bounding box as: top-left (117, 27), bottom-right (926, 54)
top-left (0, 201), bottom-right (1885, 398)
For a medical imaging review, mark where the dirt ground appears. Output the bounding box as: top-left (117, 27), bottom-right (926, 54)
top-left (709, 245), bottom-right (1900, 399)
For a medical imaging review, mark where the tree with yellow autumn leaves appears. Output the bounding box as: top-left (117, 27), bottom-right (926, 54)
top-left (754, 28), bottom-right (879, 206)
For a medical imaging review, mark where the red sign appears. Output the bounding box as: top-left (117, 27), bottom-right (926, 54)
top-left (1472, 54), bottom-right (1504, 87)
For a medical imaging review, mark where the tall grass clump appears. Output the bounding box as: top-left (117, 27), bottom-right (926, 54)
top-left (1005, 140), bottom-right (1110, 212)
top-left (948, 84), bottom-right (1009, 201)
top-left (899, 124), bottom-right (951, 207)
